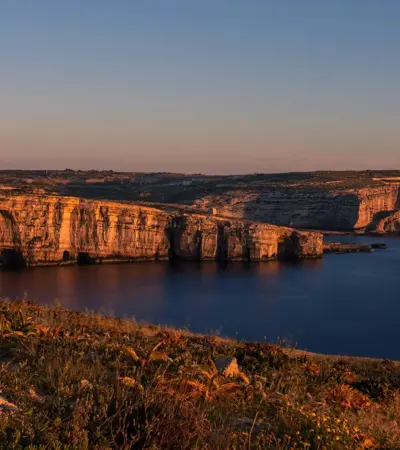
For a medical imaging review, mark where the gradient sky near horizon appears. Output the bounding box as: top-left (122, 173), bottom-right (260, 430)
top-left (1, 1), bottom-right (400, 174)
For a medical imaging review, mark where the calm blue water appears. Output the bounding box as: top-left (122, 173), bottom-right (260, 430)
top-left (1, 235), bottom-right (399, 359)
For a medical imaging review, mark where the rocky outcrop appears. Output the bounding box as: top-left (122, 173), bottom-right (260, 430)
top-left (0, 195), bottom-right (323, 268)
top-left (170, 214), bottom-right (322, 262)
top-left (371, 210), bottom-right (400, 233)
top-left (355, 185), bottom-right (400, 229)
top-left (192, 184), bottom-right (400, 231)
top-left (323, 242), bottom-right (377, 253)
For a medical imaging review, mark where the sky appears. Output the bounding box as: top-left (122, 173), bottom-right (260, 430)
top-left (1, 0), bottom-right (399, 174)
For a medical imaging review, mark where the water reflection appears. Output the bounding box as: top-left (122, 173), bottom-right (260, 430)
top-left (1, 236), bottom-right (399, 359)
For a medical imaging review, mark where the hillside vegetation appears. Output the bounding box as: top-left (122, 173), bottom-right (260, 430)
top-left (1, 300), bottom-right (400, 449)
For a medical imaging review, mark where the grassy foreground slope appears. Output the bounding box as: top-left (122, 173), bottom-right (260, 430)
top-left (1, 301), bottom-right (400, 449)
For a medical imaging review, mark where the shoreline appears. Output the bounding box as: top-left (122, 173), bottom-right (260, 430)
top-left (1, 298), bottom-right (397, 364)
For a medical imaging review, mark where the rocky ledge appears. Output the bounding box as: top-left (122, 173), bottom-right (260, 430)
top-left (323, 241), bottom-right (388, 254)
top-left (0, 195), bottom-right (323, 268)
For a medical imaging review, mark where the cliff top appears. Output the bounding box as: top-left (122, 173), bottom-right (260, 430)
top-left (1, 169), bottom-right (400, 206)
top-left (0, 299), bottom-right (398, 449)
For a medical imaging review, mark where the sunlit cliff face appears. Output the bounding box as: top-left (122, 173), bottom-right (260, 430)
top-left (0, 195), bottom-right (323, 268)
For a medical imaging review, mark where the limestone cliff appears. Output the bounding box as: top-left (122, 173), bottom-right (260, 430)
top-left (355, 185), bottom-right (400, 229)
top-left (192, 184), bottom-right (400, 231)
top-left (0, 195), bottom-right (323, 268)
top-left (370, 210), bottom-right (400, 233)
top-left (170, 215), bottom-right (322, 262)
top-left (2, 171), bottom-right (400, 233)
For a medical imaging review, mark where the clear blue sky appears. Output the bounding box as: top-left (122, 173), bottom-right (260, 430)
top-left (1, 0), bottom-right (399, 174)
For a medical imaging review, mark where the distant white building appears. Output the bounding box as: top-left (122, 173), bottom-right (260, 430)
top-left (209, 207), bottom-right (217, 216)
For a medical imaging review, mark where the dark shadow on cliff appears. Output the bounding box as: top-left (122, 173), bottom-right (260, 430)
top-left (62, 250), bottom-right (71, 262)
top-left (216, 224), bottom-right (228, 262)
top-left (366, 210), bottom-right (398, 232)
top-left (242, 188), bottom-right (362, 231)
top-left (0, 249), bottom-right (27, 270)
top-left (77, 252), bottom-right (96, 265)
top-left (396, 188), bottom-right (400, 210)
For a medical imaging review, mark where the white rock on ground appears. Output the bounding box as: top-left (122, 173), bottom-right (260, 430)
top-left (215, 356), bottom-right (240, 377)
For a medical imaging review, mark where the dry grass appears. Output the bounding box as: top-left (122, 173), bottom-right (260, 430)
top-left (1, 300), bottom-right (400, 449)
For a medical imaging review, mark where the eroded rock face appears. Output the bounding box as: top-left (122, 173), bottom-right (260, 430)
top-left (192, 184), bottom-right (400, 231)
top-left (0, 196), bottom-right (171, 266)
top-left (372, 210), bottom-right (400, 233)
top-left (279, 230), bottom-right (324, 259)
top-left (0, 195), bottom-right (323, 268)
top-left (355, 185), bottom-right (400, 229)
